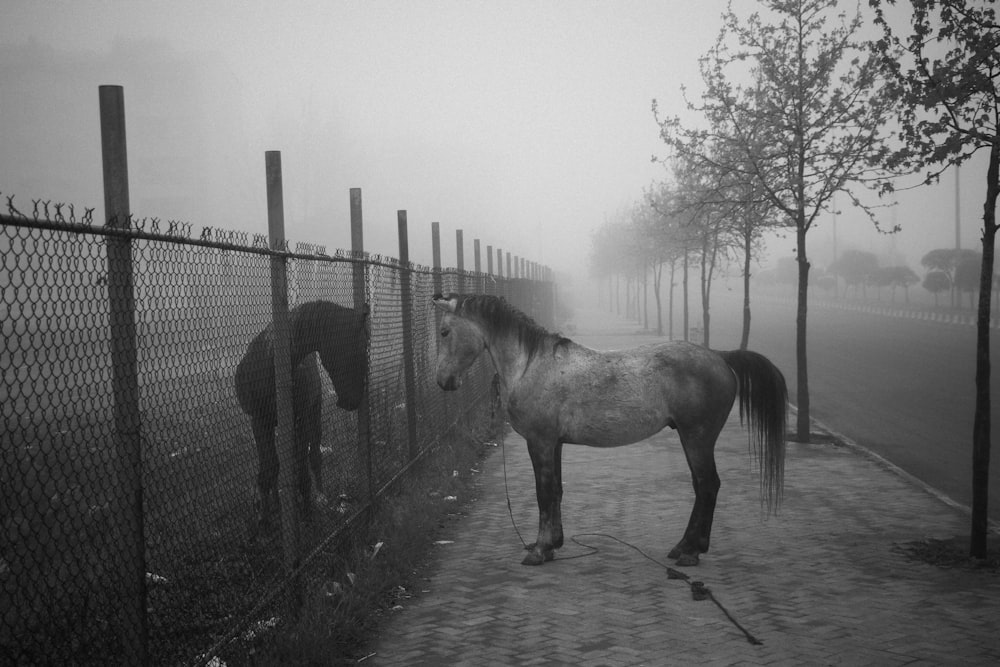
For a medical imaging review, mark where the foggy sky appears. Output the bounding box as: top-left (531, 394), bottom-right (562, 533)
top-left (0, 1), bottom-right (991, 280)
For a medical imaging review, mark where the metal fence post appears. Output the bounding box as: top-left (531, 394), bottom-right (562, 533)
top-left (99, 84), bottom-right (149, 666)
top-left (397, 211), bottom-right (419, 460)
top-left (265, 151), bottom-right (302, 608)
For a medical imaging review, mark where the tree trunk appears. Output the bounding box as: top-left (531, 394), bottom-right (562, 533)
top-left (796, 220), bottom-right (811, 442)
top-left (700, 230), bottom-right (719, 348)
top-left (971, 140), bottom-right (999, 559)
top-left (615, 273), bottom-right (620, 316)
top-left (701, 237), bottom-right (710, 348)
top-left (683, 252), bottom-right (690, 342)
top-left (625, 277), bottom-right (632, 320)
top-left (643, 260), bottom-right (649, 331)
top-left (741, 227), bottom-right (752, 350)
top-left (653, 261), bottom-right (664, 337)
top-left (668, 260), bottom-right (676, 341)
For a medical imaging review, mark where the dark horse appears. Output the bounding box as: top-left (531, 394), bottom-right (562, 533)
top-left (235, 300), bottom-right (368, 527)
top-left (432, 293), bottom-right (787, 566)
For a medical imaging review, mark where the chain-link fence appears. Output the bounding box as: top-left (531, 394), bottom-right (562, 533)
top-left (1, 194), bottom-right (556, 665)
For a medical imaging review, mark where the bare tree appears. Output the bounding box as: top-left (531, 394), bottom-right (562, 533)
top-left (638, 186), bottom-right (687, 337)
top-left (648, 176), bottom-right (706, 342)
top-left (871, 0), bottom-right (1000, 559)
top-left (670, 155), bottom-right (744, 349)
top-left (588, 221), bottom-right (625, 311)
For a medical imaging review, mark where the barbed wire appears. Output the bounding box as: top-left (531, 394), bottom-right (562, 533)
top-left (0, 189), bottom-right (319, 258)
top-left (2, 189), bottom-right (536, 278)
top-left (4, 193), bottom-right (95, 225)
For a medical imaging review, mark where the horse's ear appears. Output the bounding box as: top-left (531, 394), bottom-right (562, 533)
top-left (432, 293), bottom-right (459, 313)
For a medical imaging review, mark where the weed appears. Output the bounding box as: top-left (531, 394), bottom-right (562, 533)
top-left (220, 414), bottom-right (501, 666)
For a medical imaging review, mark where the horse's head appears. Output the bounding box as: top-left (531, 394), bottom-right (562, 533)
top-left (319, 304), bottom-right (369, 411)
top-left (432, 293), bottom-right (486, 391)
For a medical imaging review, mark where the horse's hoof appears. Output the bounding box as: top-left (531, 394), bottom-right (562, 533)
top-left (521, 549), bottom-right (555, 566)
top-left (675, 552), bottom-right (700, 567)
top-left (667, 546), bottom-right (681, 559)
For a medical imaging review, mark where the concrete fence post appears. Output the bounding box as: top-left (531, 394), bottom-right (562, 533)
top-left (432, 222), bottom-right (442, 296)
top-left (474, 239), bottom-right (482, 292)
top-left (350, 188), bottom-right (373, 503)
top-left (456, 229), bottom-right (465, 293)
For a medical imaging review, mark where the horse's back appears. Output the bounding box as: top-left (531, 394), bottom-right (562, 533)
top-left (235, 326), bottom-right (322, 421)
top-left (560, 339), bottom-right (734, 395)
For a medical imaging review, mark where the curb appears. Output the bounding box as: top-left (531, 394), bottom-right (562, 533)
top-left (758, 294), bottom-right (999, 329)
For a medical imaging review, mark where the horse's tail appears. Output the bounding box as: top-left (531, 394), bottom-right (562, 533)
top-left (718, 349), bottom-right (788, 513)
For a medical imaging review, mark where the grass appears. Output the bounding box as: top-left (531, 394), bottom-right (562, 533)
top-left (216, 411), bottom-right (502, 666)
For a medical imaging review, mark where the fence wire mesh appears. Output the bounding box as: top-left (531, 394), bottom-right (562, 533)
top-left (1, 197), bottom-right (554, 665)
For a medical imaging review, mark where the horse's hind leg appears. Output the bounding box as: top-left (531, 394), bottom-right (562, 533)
top-left (670, 423), bottom-right (723, 566)
top-left (523, 439), bottom-right (564, 566)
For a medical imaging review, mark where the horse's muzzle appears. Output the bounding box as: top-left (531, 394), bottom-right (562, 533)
top-left (337, 396), bottom-right (362, 411)
top-left (437, 375), bottom-right (460, 391)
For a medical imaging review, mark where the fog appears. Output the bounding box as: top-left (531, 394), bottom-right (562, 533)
top-left (1, 1), bottom-right (990, 283)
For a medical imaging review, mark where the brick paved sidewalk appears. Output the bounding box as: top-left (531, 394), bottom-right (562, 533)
top-left (364, 312), bottom-right (1000, 666)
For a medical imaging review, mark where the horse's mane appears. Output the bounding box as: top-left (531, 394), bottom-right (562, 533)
top-left (455, 294), bottom-right (570, 359)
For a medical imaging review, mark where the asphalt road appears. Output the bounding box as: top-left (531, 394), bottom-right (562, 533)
top-left (701, 291), bottom-right (1000, 524)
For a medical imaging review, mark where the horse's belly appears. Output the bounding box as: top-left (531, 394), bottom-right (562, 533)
top-left (560, 404), bottom-right (670, 447)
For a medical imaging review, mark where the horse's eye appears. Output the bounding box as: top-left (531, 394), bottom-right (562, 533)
top-left (441, 328), bottom-right (449, 338)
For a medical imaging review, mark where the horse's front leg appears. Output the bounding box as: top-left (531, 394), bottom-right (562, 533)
top-left (251, 417), bottom-right (279, 529)
top-left (292, 419), bottom-right (311, 517)
top-left (294, 408), bottom-right (323, 517)
top-left (307, 408), bottom-right (325, 502)
top-left (523, 439), bottom-right (563, 566)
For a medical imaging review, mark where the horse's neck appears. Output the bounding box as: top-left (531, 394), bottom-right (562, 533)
top-left (288, 306), bottom-right (327, 365)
